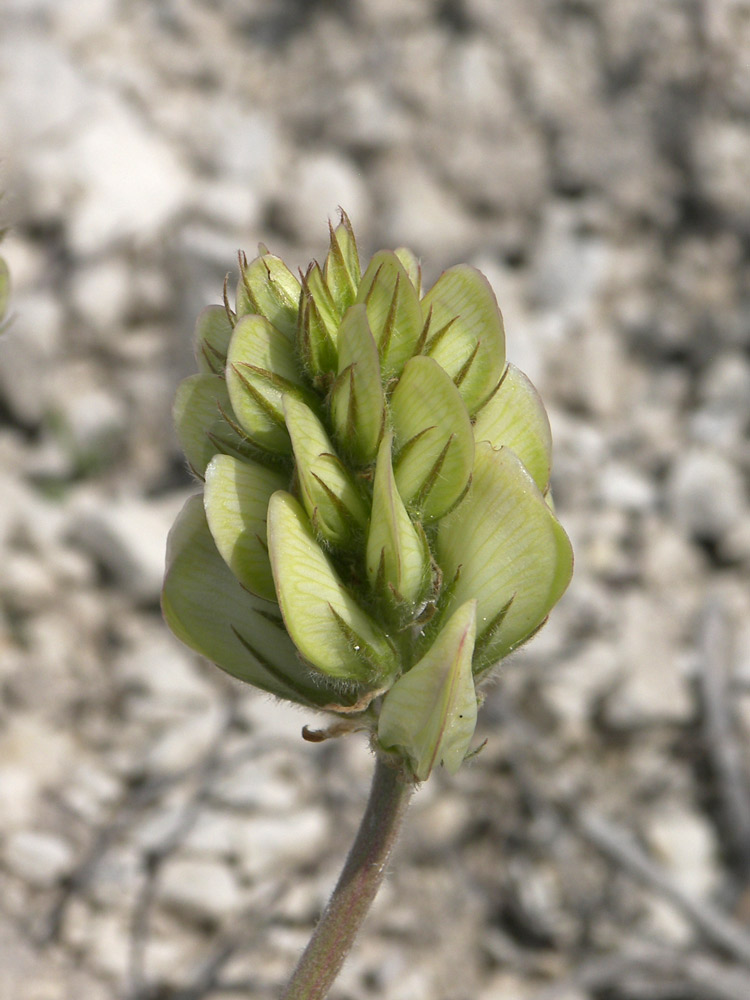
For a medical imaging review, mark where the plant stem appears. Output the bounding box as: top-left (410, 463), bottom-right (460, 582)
top-left (281, 753), bottom-right (415, 1000)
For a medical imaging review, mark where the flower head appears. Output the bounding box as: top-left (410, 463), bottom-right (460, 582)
top-left (163, 213), bottom-right (572, 780)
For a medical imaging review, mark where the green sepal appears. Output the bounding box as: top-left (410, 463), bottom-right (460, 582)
top-left (283, 394), bottom-right (368, 546)
top-left (324, 211), bottom-right (361, 314)
top-left (226, 314), bottom-right (306, 454)
top-left (472, 364), bottom-right (552, 492)
top-left (390, 356), bottom-right (475, 521)
top-left (0, 255), bottom-right (10, 328)
top-left (436, 442), bottom-right (573, 669)
top-left (330, 304), bottom-right (385, 465)
top-left (421, 265), bottom-right (506, 415)
top-left (366, 432), bottom-right (430, 607)
top-left (355, 250), bottom-right (422, 378)
top-left (393, 247), bottom-right (421, 296)
top-left (162, 495), bottom-right (340, 707)
top-left (235, 250), bottom-right (301, 340)
top-left (267, 491), bottom-right (397, 684)
top-left (298, 262), bottom-right (339, 375)
top-left (203, 454), bottom-right (287, 602)
top-left (378, 599), bottom-right (479, 781)
top-left (173, 374), bottom-right (252, 478)
top-left (194, 305), bottom-right (234, 375)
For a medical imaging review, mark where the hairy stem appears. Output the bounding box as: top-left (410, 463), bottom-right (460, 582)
top-left (281, 753), bottom-right (415, 1000)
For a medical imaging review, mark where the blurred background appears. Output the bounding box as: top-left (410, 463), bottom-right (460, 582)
top-left (1, 1), bottom-right (750, 998)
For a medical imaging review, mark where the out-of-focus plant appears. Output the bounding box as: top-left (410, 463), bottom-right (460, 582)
top-left (0, 236), bottom-right (10, 331)
top-left (163, 213), bottom-right (572, 999)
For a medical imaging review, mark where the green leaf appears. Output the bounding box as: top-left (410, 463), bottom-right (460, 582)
top-left (390, 356), bottom-right (475, 521)
top-left (226, 314), bottom-right (306, 454)
top-left (366, 432), bottom-right (430, 606)
top-left (436, 442), bottom-right (573, 668)
top-left (356, 250), bottom-right (422, 378)
top-left (194, 305), bottom-right (234, 375)
top-left (378, 599), bottom-right (478, 781)
top-left (235, 250), bottom-right (301, 339)
top-left (324, 211), bottom-right (361, 314)
top-left (472, 364), bottom-right (552, 492)
top-left (330, 304), bottom-right (385, 465)
top-left (267, 491), bottom-right (397, 683)
top-left (283, 394), bottom-right (368, 545)
top-left (204, 454), bottom-right (287, 602)
top-left (173, 374), bottom-right (249, 478)
top-left (162, 495), bottom-right (338, 706)
top-left (421, 265), bottom-right (506, 415)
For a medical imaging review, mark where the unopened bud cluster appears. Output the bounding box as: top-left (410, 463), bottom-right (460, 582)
top-left (163, 214), bottom-right (572, 780)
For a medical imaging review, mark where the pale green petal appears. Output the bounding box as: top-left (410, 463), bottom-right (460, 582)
top-left (421, 265), bottom-right (506, 415)
top-left (472, 364), bottom-right (552, 491)
top-left (235, 250), bottom-right (301, 339)
top-left (437, 443), bottom-right (573, 668)
top-left (378, 599), bottom-right (478, 781)
top-left (226, 314), bottom-right (305, 454)
top-left (390, 356), bottom-right (474, 521)
top-left (324, 212), bottom-right (361, 314)
top-left (173, 374), bottom-right (249, 478)
top-left (267, 491), bottom-right (397, 683)
top-left (204, 454), bottom-right (287, 602)
top-left (283, 394), bottom-right (368, 545)
top-left (162, 495), bottom-right (337, 706)
top-left (194, 305), bottom-right (233, 375)
top-left (366, 432), bottom-right (430, 606)
top-left (356, 250), bottom-right (422, 377)
top-left (330, 304), bottom-right (385, 465)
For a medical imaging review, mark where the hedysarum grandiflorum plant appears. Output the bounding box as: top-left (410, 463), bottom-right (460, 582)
top-left (162, 213), bottom-right (572, 999)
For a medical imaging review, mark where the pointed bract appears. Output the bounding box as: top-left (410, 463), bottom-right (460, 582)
top-left (226, 314), bottom-right (306, 454)
top-left (330, 304), bottom-right (385, 465)
top-left (393, 247), bottom-right (421, 296)
top-left (437, 443), bottom-right (573, 670)
top-left (283, 395), bottom-right (368, 546)
top-left (299, 262), bottom-right (339, 375)
top-left (325, 212), bottom-right (361, 314)
top-left (204, 454), bottom-right (287, 601)
top-left (267, 491), bottom-right (396, 683)
top-left (366, 432), bottom-right (430, 607)
top-left (356, 250), bottom-right (422, 377)
top-left (235, 250), bottom-right (301, 339)
top-left (421, 265), bottom-right (506, 415)
top-left (194, 305), bottom-right (234, 375)
top-left (378, 599), bottom-right (478, 780)
top-left (390, 356), bottom-right (475, 520)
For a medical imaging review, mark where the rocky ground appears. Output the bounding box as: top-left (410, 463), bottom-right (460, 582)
top-left (1, 1), bottom-right (750, 998)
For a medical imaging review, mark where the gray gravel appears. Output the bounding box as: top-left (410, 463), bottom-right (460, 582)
top-left (1, 2), bottom-right (750, 998)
